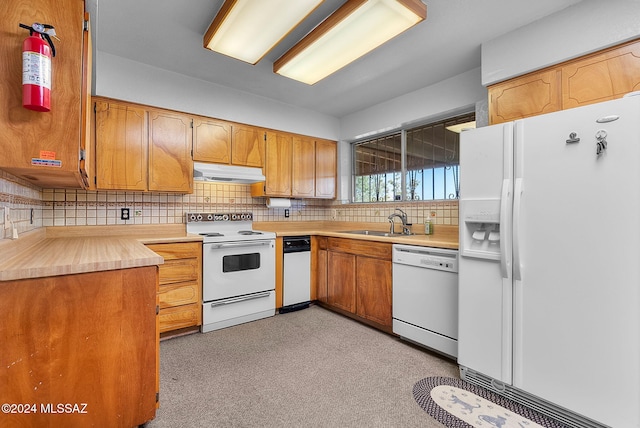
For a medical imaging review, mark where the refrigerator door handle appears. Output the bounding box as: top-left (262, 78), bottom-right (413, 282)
top-left (513, 178), bottom-right (524, 281)
top-left (499, 178), bottom-right (511, 279)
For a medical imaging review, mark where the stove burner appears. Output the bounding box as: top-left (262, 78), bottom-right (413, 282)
top-left (238, 230), bottom-right (262, 235)
top-left (200, 232), bottom-right (224, 237)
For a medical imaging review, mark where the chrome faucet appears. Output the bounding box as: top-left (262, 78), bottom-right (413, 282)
top-left (387, 208), bottom-right (411, 235)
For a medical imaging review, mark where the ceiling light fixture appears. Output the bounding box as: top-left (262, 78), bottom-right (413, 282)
top-left (446, 121), bottom-right (476, 133)
top-left (203, 0), bottom-right (323, 64)
top-left (274, 0), bottom-right (427, 85)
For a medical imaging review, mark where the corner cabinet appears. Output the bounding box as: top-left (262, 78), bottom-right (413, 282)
top-left (93, 98), bottom-right (193, 193)
top-left (489, 38), bottom-right (640, 124)
top-left (315, 237), bottom-right (392, 332)
top-left (0, 0), bottom-right (92, 189)
top-left (145, 241), bottom-right (202, 337)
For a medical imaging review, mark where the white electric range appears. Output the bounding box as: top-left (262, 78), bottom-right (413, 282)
top-left (186, 212), bottom-right (276, 333)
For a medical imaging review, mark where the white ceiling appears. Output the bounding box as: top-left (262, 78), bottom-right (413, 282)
top-left (93, 0), bottom-right (581, 118)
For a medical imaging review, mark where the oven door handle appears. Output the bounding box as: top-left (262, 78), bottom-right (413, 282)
top-left (207, 240), bottom-right (273, 249)
top-left (210, 291), bottom-right (272, 307)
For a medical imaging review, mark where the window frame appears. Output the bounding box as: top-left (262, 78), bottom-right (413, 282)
top-left (351, 110), bottom-right (474, 203)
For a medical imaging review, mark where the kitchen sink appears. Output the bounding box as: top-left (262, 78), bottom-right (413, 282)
top-left (340, 230), bottom-right (395, 237)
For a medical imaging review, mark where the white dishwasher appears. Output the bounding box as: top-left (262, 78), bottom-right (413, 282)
top-left (280, 236), bottom-right (311, 313)
top-left (392, 244), bottom-right (459, 359)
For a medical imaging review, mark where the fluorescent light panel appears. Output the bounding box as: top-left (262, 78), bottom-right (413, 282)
top-left (274, 0), bottom-right (426, 85)
top-left (204, 0), bottom-right (323, 64)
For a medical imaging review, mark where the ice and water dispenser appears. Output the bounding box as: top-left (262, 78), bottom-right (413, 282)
top-left (460, 199), bottom-right (502, 260)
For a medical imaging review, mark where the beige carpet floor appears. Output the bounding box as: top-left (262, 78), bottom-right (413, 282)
top-left (147, 305), bottom-right (459, 427)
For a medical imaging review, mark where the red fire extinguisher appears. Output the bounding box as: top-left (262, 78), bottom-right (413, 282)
top-left (20, 23), bottom-right (56, 112)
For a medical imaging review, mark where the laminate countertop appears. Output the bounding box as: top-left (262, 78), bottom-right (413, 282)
top-left (254, 221), bottom-right (459, 250)
top-left (0, 221), bottom-right (457, 282)
top-left (0, 225), bottom-right (202, 282)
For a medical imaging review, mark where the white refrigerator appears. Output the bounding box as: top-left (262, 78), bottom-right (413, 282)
top-left (458, 95), bottom-right (640, 428)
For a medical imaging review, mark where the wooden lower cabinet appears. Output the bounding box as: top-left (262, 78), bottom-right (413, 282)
top-left (316, 237), bottom-right (393, 332)
top-left (356, 256), bottom-right (392, 327)
top-left (146, 241), bottom-right (202, 336)
top-left (0, 266), bottom-right (159, 427)
top-left (327, 251), bottom-right (357, 312)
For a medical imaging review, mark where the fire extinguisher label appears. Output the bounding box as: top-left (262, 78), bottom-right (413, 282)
top-left (22, 51), bottom-right (51, 90)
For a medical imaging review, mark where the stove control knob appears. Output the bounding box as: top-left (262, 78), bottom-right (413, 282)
top-left (196, 214), bottom-right (203, 221)
top-left (232, 214), bottom-right (238, 220)
top-left (246, 213), bottom-right (252, 220)
top-left (240, 214), bottom-right (246, 220)
top-left (189, 214), bottom-right (196, 221)
top-left (222, 214), bottom-right (229, 221)
top-left (207, 214), bottom-right (213, 221)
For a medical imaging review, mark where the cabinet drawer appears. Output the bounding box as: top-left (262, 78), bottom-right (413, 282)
top-left (158, 281), bottom-right (199, 309)
top-left (146, 242), bottom-right (201, 260)
top-left (158, 258), bottom-right (199, 285)
top-left (159, 303), bottom-right (201, 333)
top-left (327, 237), bottom-right (392, 259)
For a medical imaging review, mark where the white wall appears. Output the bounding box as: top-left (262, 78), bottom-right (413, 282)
top-left (482, 0), bottom-right (640, 86)
top-left (336, 67), bottom-right (486, 201)
top-left (94, 52), bottom-right (341, 140)
top-left (339, 67), bottom-right (486, 142)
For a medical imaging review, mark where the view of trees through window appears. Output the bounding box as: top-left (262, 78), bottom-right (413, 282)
top-left (353, 112), bottom-right (475, 202)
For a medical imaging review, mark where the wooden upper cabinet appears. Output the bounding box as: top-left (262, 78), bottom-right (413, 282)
top-left (148, 110), bottom-right (193, 193)
top-left (315, 139), bottom-right (337, 199)
top-left (192, 117), bottom-right (232, 164)
top-left (489, 38), bottom-right (640, 124)
top-left (0, 0), bottom-right (91, 188)
top-left (292, 136), bottom-right (315, 198)
top-left (94, 100), bottom-right (148, 190)
top-left (232, 124), bottom-right (264, 167)
top-left (489, 69), bottom-right (561, 124)
top-left (562, 40), bottom-right (640, 109)
top-left (264, 131), bottom-right (292, 196)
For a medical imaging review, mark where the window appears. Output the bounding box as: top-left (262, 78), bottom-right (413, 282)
top-left (352, 112), bottom-right (475, 203)
top-left (354, 134), bottom-right (402, 202)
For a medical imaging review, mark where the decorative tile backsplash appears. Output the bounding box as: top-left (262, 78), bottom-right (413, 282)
top-left (1, 172), bottom-right (458, 240)
top-left (0, 171), bottom-right (42, 238)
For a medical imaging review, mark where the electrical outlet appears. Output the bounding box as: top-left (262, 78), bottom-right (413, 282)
top-left (284, 209), bottom-right (290, 218)
top-left (4, 207), bottom-right (10, 230)
top-left (120, 208), bottom-right (130, 221)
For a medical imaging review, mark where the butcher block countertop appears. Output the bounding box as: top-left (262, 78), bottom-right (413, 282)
top-left (0, 225), bottom-right (202, 282)
top-left (254, 221), bottom-right (459, 250)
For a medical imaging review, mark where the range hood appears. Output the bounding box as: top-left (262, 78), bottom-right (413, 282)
top-left (193, 162), bottom-right (265, 184)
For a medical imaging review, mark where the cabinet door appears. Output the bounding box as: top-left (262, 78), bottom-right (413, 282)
top-left (0, 267), bottom-right (158, 427)
top-left (193, 117), bottom-right (231, 164)
top-left (356, 256), bottom-right (392, 327)
top-left (148, 110), bottom-right (193, 193)
top-left (562, 40), bottom-right (640, 109)
top-left (327, 251), bottom-right (356, 313)
top-left (264, 131), bottom-right (292, 196)
top-left (488, 69), bottom-right (561, 124)
top-left (315, 139), bottom-right (337, 199)
top-left (94, 100), bottom-right (148, 190)
top-left (232, 125), bottom-right (264, 167)
top-left (292, 136), bottom-right (315, 197)
top-left (0, 0), bottom-right (89, 188)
